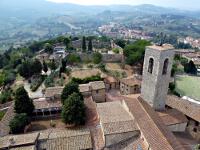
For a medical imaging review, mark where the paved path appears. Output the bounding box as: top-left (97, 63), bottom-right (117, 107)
top-left (24, 81), bottom-right (45, 99)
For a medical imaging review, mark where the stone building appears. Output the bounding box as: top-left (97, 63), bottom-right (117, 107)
top-left (167, 95), bottom-right (200, 141)
top-left (45, 86), bottom-right (64, 100)
top-left (97, 101), bottom-right (140, 149)
top-left (141, 44), bottom-right (175, 110)
top-left (90, 81), bottom-right (106, 103)
top-left (0, 128), bottom-right (93, 150)
top-left (79, 84), bottom-right (91, 97)
top-left (104, 76), bottom-right (119, 91)
top-left (120, 77), bottom-right (141, 95)
top-left (79, 81), bottom-right (106, 103)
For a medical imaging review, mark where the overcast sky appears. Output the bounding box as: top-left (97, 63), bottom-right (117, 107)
top-left (46, 0), bottom-right (200, 10)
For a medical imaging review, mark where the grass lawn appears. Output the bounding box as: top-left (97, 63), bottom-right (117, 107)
top-left (0, 111), bottom-right (5, 121)
top-left (175, 75), bottom-right (200, 100)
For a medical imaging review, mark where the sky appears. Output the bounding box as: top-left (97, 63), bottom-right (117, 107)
top-left (46, 0), bottom-right (200, 10)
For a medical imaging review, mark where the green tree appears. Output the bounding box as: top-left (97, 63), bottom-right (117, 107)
top-left (88, 39), bottom-right (93, 52)
top-left (14, 87), bottom-right (34, 116)
top-left (9, 113), bottom-right (30, 134)
top-left (115, 39), bottom-right (126, 48)
top-left (124, 40), bottom-right (151, 65)
top-left (48, 59), bottom-right (57, 71)
top-left (61, 82), bottom-right (80, 104)
top-left (18, 60), bottom-right (31, 78)
top-left (66, 54), bottom-right (81, 65)
top-left (0, 73), bottom-right (5, 87)
top-left (184, 60), bottom-right (197, 75)
top-left (0, 90), bottom-right (12, 104)
top-left (43, 60), bottom-right (48, 73)
top-left (62, 93), bottom-right (86, 125)
top-left (32, 59), bottom-right (42, 75)
top-left (92, 52), bottom-right (102, 64)
top-left (44, 43), bottom-right (53, 54)
top-left (64, 37), bottom-right (71, 49)
top-left (82, 36), bottom-right (87, 52)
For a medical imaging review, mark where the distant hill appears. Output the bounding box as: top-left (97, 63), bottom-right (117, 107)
top-left (0, 0), bottom-right (200, 51)
top-left (0, 0), bottom-right (200, 20)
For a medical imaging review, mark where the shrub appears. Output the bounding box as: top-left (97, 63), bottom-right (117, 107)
top-left (9, 113), bottom-right (30, 134)
top-left (71, 75), bottom-right (103, 84)
top-left (0, 90), bottom-right (12, 104)
top-left (92, 52), bottom-right (102, 64)
top-left (0, 111), bottom-right (5, 121)
top-left (62, 93), bottom-right (86, 126)
top-left (30, 75), bottom-right (46, 92)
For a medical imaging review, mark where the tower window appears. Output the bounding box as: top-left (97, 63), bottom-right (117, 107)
top-left (148, 58), bottom-right (154, 74)
top-left (162, 58), bottom-right (169, 75)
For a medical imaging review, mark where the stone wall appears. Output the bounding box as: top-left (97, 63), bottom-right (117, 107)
top-left (92, 89), bottom-right (106, 103)
top-left (78, 53), bottom-right (123, 63)
top-left (104, 131), bottom-right (140, 150)
top-left (120, 83), bottom-right (140, 95)
top-left (168, 123), bottom-right (187, 132)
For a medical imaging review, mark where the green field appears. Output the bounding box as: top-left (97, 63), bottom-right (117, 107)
top-left (175, 75), bottom-right (200, 101)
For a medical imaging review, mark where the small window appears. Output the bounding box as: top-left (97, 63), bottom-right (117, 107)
top-left (193, 128), bottom-right (197, 133)
top-left (148, 58), bottom-right (154, 74)
top-left (162, 58), bottom-right (169, 75)
top-left (96, 90), bottom-right (99, 94)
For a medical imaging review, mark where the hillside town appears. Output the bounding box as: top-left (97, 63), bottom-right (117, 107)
top-left (0, 33), bottom-right (200, 150)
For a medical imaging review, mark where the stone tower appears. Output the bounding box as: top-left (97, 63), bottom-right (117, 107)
top-left (141, 44), bottom-right (175, 111)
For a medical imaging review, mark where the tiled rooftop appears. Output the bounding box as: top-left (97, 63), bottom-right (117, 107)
top-left (125, 97), bottom-right (186, 150)
top-left (33, 98), bottom-right (62, 110)
top-left (89, 81), bottom-right (105, 90)
top-left (120, 77), bottom-right (141, 86)
top-left (40, 128), bottom-right (92, 150)
top-left (157, 108), bottom-right (188, 126)
top-left (79, 84), bottom-right (91, 93)
top-left (0, 132), bottom-right (39, 149)
top-left (104, 76), bottom-right (118, 83)
top-left (166, 95), bottom-right (200, 122)
top-left (97, 101), bottom-right (138, 135)
top-left (45, 86), bottom-right (64, 98)
top-left (0, 104), bottom-right (15, 137)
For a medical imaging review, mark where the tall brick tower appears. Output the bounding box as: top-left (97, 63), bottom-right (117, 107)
top-left (141, 44), bottom-right (175, 111)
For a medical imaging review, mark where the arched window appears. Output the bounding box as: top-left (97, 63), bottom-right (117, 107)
top-left (148, 58), bottom-right (154, 74)
top-left (162, 58), bottom-right (169, 75)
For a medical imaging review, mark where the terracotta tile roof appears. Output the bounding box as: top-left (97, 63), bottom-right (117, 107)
top-left (132, 137), bottom-right (148, 150)
top-left (89, 81), bottom-right (105, 90)
top-left (166, 95), bottom-right (200, 122)
top-left (97, 101), bottom-right (139, 135)
top-left (79, 84), bottom-right (91, 93)
top-left (0, 104), bottom-right (15, 137)
top-left (120, 77), bottom-right (141, 86)
top-left (39, 128), bottom-right (92, 150)
top-left (104, 76), bottom-right (118, 83)
top-left (0, 132), bottom-right (39, 149)
top-left (157, 109), bottom-right (188, 126)
top-left (45, 86), bottom-right (64, 98)
top-left (125, 97), bottom-right (186, 150)
top-left (33, 99), bottom-right (62, 110)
